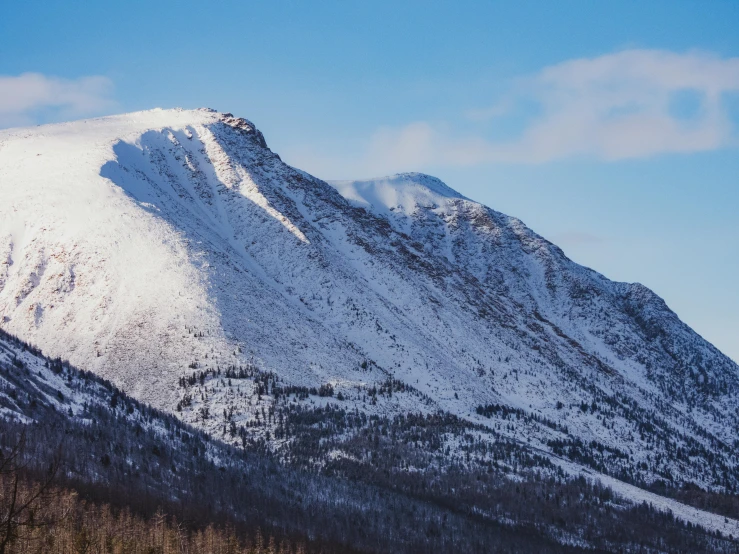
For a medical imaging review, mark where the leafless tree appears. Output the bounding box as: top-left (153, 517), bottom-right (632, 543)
top-left (0, 430), bottom-right (65, 554)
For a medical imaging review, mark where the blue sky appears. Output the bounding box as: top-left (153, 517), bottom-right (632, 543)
top-left (1, 0), bottom-right (738, 361)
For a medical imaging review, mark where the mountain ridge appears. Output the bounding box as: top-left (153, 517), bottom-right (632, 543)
top-left (0, 107), bottom-right (737, 512)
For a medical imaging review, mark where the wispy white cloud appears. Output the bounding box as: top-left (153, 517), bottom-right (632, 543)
top-left (354, 49), bottom-right (739, 172)
top-left (0, 73), bottom-right (115, 128)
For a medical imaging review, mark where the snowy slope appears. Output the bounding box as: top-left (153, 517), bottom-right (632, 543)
top-left (3, 328), bottom-right (738, 548)
top-left (0, 108), bottom-right (738, 500)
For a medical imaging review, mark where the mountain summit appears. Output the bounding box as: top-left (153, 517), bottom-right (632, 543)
top-left (1, 108), bottom-right (738, 510)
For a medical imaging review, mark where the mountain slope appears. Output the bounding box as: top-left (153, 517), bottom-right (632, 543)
top-left (2, 326), bottom-right (738, 552)
top-left (0, 108), bottom-right (738, 504)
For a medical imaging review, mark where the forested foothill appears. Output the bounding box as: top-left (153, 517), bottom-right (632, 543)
top-left (1, 328), bottom-right (738, 553)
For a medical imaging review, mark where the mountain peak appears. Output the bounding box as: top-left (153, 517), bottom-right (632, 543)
top-left (327, 172), bottom-right (467, 218)
top-left (0, 107), bottom-right (270, 149)
top-left (389, 172), bottom-right (466, 199)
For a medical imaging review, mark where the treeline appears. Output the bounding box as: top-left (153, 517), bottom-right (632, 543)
top-left (1, 328), bottom-right (739, 552)
top-left (0, 331), bottom-right (584, 553)
top-left (281, 403), bottom-right (739, 553)
top-left (0, 472), bottom-right (344, 554)
top-left (476, 403), bottom-right (568, 433)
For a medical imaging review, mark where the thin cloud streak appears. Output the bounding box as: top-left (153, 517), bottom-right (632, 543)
top-left (358, 49), bottom-right (739, 173)
top-left (0, 73), bottom-right (115, 128)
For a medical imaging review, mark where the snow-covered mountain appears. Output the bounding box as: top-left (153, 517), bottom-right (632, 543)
top-left (1, 108), bottom-right (738, 503)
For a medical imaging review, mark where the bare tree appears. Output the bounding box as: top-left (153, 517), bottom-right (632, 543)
top-left (0, 430), bottom-right (65, 554)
